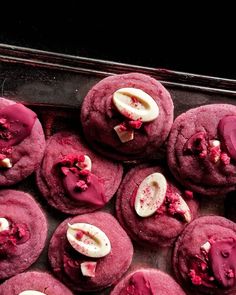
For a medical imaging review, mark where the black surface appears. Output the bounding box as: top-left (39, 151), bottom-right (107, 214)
top-left (0, 14), bottom-right (235, 79)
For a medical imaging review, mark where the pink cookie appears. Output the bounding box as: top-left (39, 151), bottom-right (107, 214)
top-left (0, 190), bottom-right (47, 280)
top-left (0, 271), bottom-right (73, 294)
top-left (110, 268), bottom-right (186, 295)
top-left (81, 73), bottom-right (173, 161)
top-left (48, 211), bottom-right (133, 292)
top-left (116, 164), bottom-right (199, 247)
top-left (0, 97), bottom-right (45, 186)
top-left (168, 104), bottom-right (236, 196)
top-left (173, 216), bottom-right (236, 294)
top-left (36, 132), bottom-right (123, 214)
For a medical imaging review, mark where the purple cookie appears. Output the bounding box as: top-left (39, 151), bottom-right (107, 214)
top-left (36, 132), bottom-right (123, 215)
top-left (81, 73), bottom-right (173, 161)
top-left (173, 216), bottom-right (236, 294)
top-left (0, 190), bottom-right (47, 280)
top-left (48, 211), bottom-right (133, 292)
top-left (167, 104), bottom-right (236, 196)
top-left (110, 268), bottom-right (186, 295)
top-left (0, 271), bottom-right (73, 295)
top-left (116, 165), bottom-right (199, 247)
top-left (0, 97), bottom-right (45, 186)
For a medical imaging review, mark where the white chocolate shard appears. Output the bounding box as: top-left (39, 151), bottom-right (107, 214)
top-left (135, 172), bottom-right (167, 218)
top-left (0, 217), bottom-right (10, 232)
top-left (67, 223), bottom-right (111, 258)
top-left (0, 158), bottom-right (12, 168)
top-left (209, 140), bottom-right (220, 147)
top-left (18, 291), bottom-right (46, 295)
top-left (76, 155), bottom-right (92, 171)
top-left (175, 194), bottom-right (192, 223)
top-left (113, 87), bottom-right (159, 122)
top-left (201, 241), bottom-right (211, 253)
top-left (81, 261), bottom-right (97, 277)
top-left (114, 125), bottom-right (134, 143)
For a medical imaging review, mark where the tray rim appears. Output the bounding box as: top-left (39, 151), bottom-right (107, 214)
top-left (0, 43), bottom-right (236, 96)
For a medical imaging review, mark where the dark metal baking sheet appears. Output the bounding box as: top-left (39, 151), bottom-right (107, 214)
top-left (0, 44), bottom-right (235, 295)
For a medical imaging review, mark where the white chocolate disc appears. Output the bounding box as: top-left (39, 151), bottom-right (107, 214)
top-left (113, 88), bottom-right (159, 122)
top-left (67, 223), bottom-right (111, 258)
top-left (135, 172), bottom-right (167, 217)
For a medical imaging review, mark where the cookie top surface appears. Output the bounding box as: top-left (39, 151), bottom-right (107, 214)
top-left (36, 131), bottom-right (123, 215)
top-left (110, 268), bottom-right (186, 295)
top-left (0, 190), bottom-right (47, 279)
top-left (81, 73), bottom-right (173, 161)
top-left (168, 104), bottom-right (236, 195)
top-left (48, 211), bottom-right (133, 292)
top-left (0, 271), bottom-right (73, 295)
top-left (0, 97), bottom-right (45, 186)
top-left (116, 164), bottom-right (199, 247)
top-left (173, 216), bottom-right (236, 294)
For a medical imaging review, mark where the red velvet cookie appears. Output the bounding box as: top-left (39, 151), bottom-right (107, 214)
top-left (173, 216), bottom-right (236, 294)
top-left (0, 271), bottom-right (73, 295)
top-left (168, 104), bottom-right (236, 196)
top-left (110, 268), bottom-right (186, 295)
top-left (48, 211), bottom-right (133, 292)
top-left (116, 164), bottom-right (199, 247)
top-left (0, 190), bottom-right (47, 280)
top-left (81, 73), bottom-right (173, 161)
top-left (0, 97), bottom-right (45, 186)
top-left (36, 132), bottom-right (123, 215)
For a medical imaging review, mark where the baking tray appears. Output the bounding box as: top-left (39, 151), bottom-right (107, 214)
top-left (1, 44), bottom-right (236, 295)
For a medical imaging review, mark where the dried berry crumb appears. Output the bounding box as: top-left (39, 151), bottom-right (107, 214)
top-left (220, 152), bottom-right (230, 165)
top-left (185, 190), bottom-right (193, 199)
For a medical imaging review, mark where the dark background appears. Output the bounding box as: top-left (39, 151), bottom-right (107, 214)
top-left (0, 12), bottom-right (235, 79)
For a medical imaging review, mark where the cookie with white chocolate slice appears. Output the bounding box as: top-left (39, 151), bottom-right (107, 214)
top-left (0, 271), bottom-right (73, 295)
top-left (48, 211), bottom-right (133, 293)
top-left (116, 164), bottom-right (199, 247)
top-left (80, 73), bottom-right (173, 161)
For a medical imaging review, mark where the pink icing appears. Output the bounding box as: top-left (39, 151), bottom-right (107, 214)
top-left (209, 238), bottom-right (236, 288)
top-left (63, 171), bottom-right (105, 206)
top-left (218, 116), bottom-right (236, 161)
top-left (120, 272), bottom-right (154, 295)
top-left (187, 238), bottom-right (236, 289)
top-left (58, 154), bottom-right (106, 207)
top-left (0, 103), bottom-right (37, 150)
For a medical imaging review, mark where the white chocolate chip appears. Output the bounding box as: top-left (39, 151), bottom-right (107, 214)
top-left (81, 261), bottom-right (97, 277)
top-left (18, 291), bottom-right (46, 295)
top-left (201, 241), bottom-right (211, 253)
top-left (209, 140), bottom-right (220, 147)
top-left (76, 155), bottom-right (92, 171)
top-left (0, 217), bottom-right (10, 232)
top-left (175, 194), bottom-right (191, 223)
top-left (0, 158), bottom-right (12, 168)
top-left (113, 88), bottom-right (159, 122)
top-left (135, 173), bottom-right (167, 218)
top-left (114, 125), bottom-right (134, 143)
top-left (67, 223), bottom-right (111, 258)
